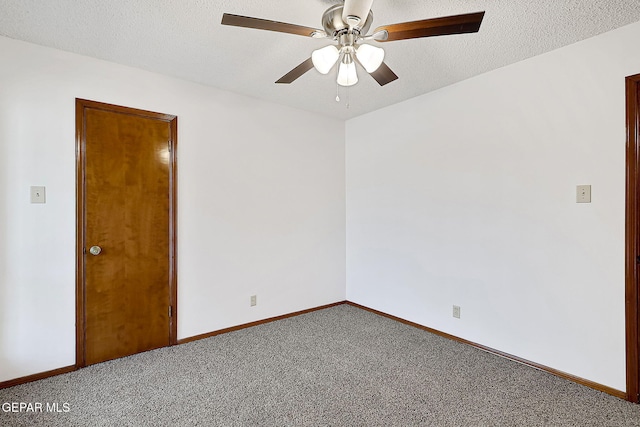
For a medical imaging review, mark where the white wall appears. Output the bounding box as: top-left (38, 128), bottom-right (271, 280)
top-left (3, 19), bottom-right (639, 392)
top-left (0, 36), bottom-right (346, 382)
top-left (346, 21), bottom-right (640, 392)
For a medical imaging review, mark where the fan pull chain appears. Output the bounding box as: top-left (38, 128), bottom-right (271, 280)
top-left (346, 86), bottom-right (350, 109)
top-left (335, 85), bottom-right (350, 109)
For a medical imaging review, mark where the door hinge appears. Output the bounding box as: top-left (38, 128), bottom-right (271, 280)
top-left (169, 305), bottom-right (172, 317)
top-left (167, 140), bottom-right (171, 152)
top-left (637, 255), bottom-right (640, 264)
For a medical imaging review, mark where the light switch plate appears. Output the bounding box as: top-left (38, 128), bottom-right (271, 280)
top-left (576, 185), bottom-right (591, 203)
top-left (30, 186), bottom-right (46, 204)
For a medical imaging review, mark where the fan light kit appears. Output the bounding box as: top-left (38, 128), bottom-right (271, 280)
top-left (222, 0), bottom-right (484, 90)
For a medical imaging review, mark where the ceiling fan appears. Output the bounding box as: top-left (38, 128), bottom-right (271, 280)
top-left (221, 0), bottom-right (484, 88)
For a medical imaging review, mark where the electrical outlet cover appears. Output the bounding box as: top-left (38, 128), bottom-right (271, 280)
top-left (453, 305), bottom-right (461, 319)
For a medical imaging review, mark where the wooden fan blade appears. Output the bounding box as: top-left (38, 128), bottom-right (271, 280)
top-left (276, 58), bottom-right (315, 84)
top-left (221, 13), bottom-right (324, 38)
top-left (369, 62), bottom-right (398, 86)
top-left (374, 11), bottom-right (485, 42)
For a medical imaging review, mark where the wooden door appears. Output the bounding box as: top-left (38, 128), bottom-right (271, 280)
top-left (76, 99), bottom-right (177, 367)
top-left (626, 74), bottom-right (640, 404)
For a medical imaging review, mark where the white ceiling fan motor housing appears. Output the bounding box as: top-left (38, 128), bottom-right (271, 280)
top-left (342, 0), bottom-right (375, 27)
top-left (322, 4), bottom-right (373, 36)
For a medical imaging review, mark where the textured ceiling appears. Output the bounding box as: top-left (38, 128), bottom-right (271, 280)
top-left (1, 0), bottom-right (640, 120)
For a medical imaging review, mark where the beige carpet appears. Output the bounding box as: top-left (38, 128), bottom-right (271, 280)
top-left (1, 304), bottom-right (639, 426)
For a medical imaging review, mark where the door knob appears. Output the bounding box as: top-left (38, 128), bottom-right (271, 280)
top-left (89, 245), bottom-right (102, 256)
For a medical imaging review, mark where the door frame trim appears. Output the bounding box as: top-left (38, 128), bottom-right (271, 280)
top-left (75, 99), bottom-right (178, 368)
top-left (625, 74), bottom-right (640, 403)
